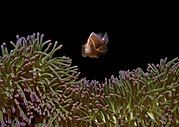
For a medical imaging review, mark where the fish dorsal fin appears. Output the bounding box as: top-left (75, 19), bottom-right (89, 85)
top-left (89, 32), bottom-right (103, 44)
top-left (97, 33), bottom-right (103, 38)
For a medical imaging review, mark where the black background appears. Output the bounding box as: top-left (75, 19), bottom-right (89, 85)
top-left (0, 7), bottom-right (178, 81)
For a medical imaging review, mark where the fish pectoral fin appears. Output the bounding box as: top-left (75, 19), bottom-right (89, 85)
top-left (82, 45), bottom-right (87, 57)
top-left (96, 46), bottom-right (108, 53)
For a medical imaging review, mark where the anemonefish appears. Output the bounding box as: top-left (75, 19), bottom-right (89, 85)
top-left (82, 32), bottom-right (109, 58)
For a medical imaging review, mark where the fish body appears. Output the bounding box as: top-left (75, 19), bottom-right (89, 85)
top-left (82, 32), bottom-right (109, 58)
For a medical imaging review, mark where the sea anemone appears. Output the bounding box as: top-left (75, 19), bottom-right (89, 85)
top-left (0, 33), bottom-right (179, 127)
top-left (0, 33), bottom-right (80, 126)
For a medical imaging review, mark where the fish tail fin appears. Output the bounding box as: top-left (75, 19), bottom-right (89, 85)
top-left (103, 33), bottom-right (109, 44)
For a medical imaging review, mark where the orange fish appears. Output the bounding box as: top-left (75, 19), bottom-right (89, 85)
top-left (82, 32), bottom-right (109, 58)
